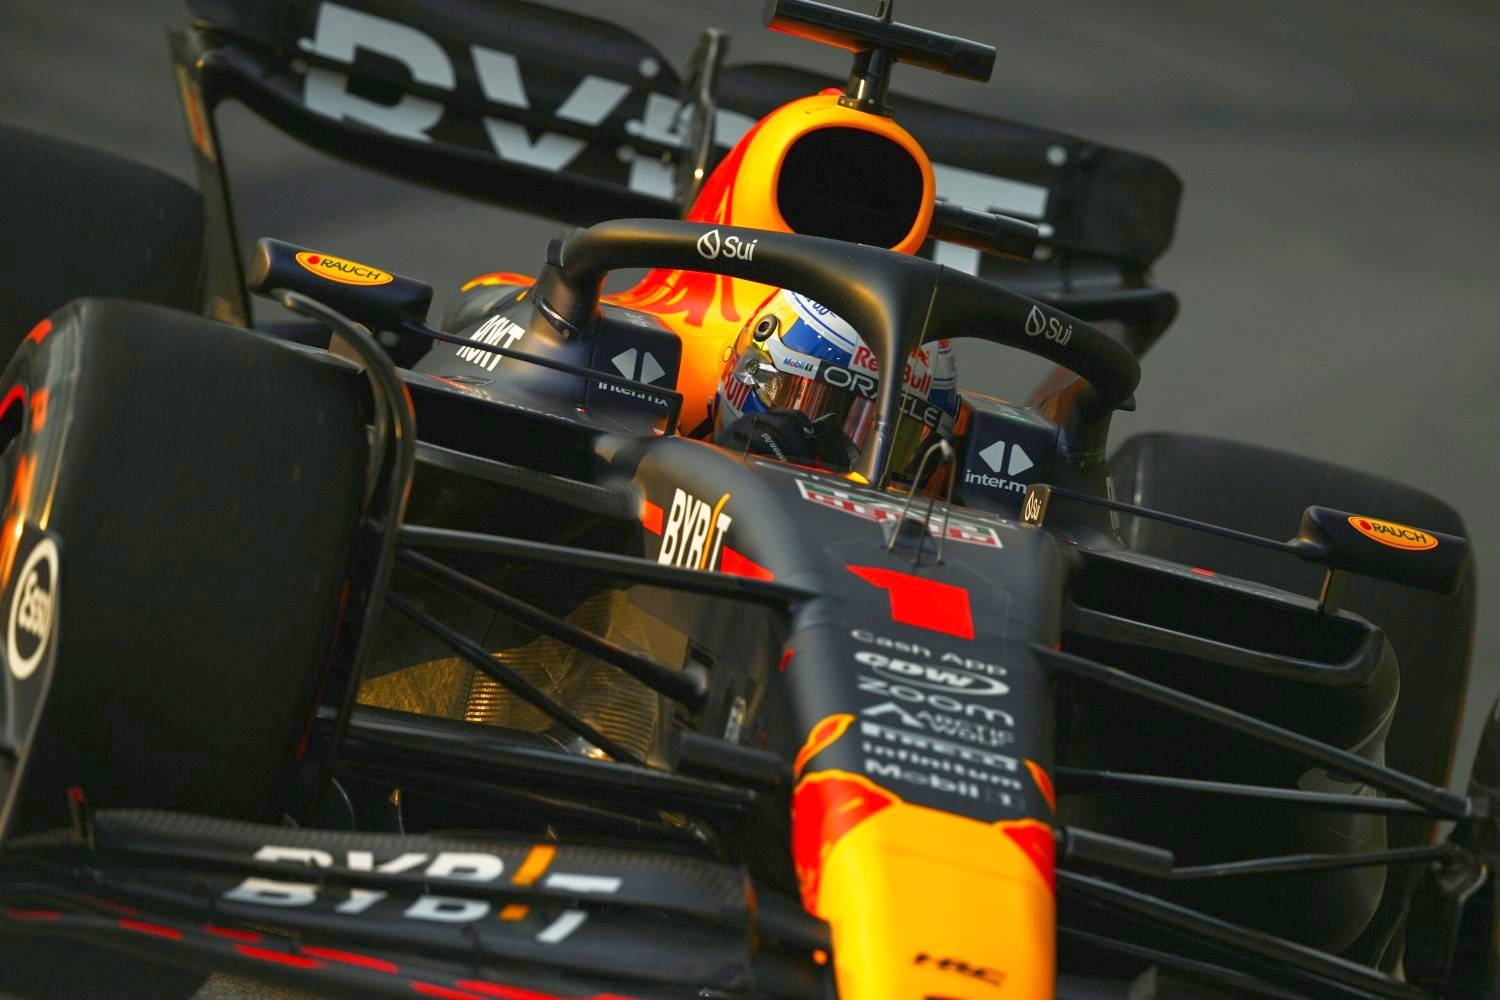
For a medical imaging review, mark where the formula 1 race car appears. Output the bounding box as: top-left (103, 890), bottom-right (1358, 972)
top-left (0, 1), bottom-right (1489, 998)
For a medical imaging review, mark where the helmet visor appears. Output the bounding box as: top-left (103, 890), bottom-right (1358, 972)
top-left (727, 328), bottom-right (950, 481)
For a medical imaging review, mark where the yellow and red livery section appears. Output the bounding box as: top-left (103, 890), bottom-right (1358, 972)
top-left (608, 92), bottom-right (934, 431)
top-left (460, 91), bottom-right (937, 431)
top-left (793, 770), bottom-right (1055, 998)
top-left (460, 272), bottom-right (537, 294)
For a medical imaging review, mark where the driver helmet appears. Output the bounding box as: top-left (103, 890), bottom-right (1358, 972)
top-left (713, 289), bottom-right (959, 482)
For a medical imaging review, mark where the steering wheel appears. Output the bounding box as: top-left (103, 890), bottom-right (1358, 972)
top-left (533, 219), bottom-right (1140, 483)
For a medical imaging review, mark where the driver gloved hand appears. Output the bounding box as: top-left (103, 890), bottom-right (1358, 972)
top-left (715, 410), bottom-right (823, 464)
top-left (808, 412), bottom-right (858, 471)
top-left (715, 410), bottom-right (856, 470)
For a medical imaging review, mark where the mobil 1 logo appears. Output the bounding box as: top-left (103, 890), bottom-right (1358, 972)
top-left (847, 630), bottom-right (1028, 814)
top-left (7, 533), bottom-right (59, 682)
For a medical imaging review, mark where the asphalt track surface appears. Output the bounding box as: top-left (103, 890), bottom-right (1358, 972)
top-left (2, 1), bottom-right (1498, 996)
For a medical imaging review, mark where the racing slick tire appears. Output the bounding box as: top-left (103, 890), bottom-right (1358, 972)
top-left (0, 298), bottom-right (367, 996)
top-left (0, 126), bottom-right (202, 358)
top-left (1109, 431), bottom-right (1476, 968)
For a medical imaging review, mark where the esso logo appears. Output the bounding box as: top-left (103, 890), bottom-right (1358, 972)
top-left (8, 536), bottom-right (58, 681)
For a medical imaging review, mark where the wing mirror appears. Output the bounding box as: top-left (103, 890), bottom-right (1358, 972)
top-left (246, 238), bottom-right (433, 334)
top-left (1021, 485), bottom-right (1470, 610)
top-left (1293, 506), bottom-right (1469, 599)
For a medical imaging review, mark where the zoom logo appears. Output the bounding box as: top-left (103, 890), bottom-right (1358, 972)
top-left (1024, 305), bottom-right (1072, 346)
top-left (696, 228), bottom-right (757, 262)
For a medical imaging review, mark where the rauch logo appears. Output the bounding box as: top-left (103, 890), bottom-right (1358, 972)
top-left (1348, 515), bottom-right (1438, 551)
top-left (295, 251), bottom-right (393, 286)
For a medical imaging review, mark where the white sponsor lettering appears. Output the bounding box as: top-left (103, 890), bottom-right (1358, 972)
top-left (595, 379), bottom-right (669, 407)
top-left (695, 228), bottom-right (756, 262)
top-left (1024, 305), bottom-right (1073, 346)
top-left (865, 760), bottom-right (1009, 804)
top-left (482, 120), bottom-right (586, 171)
top-left (224, 877), bottom-right (320, 908)
top-left (940, 651), bottom-right (1008, 677)
top-left (404, 895), bottom-right (490, 923)
top-left (348, 851), bottom-right (428, 874)
top-left (222, 843), bottom-right (614, 939)
top-left (455, 314), bottom-right (525, 371)
top-left (857, 650), bottom-right (1009, 696)
top-left (254, 846), bottom-right (334, 868)
top-left (863, 701), bottom-right (1016, 746)
top-left (862, 741), bottom-right (1022, 788)
top-left (658, 488), bottom-right (732, 570)
top-left (818, 364), bottom-right (879, 399)
top-left (850, 629), bottom-right (932, 659)
top-left (425, 853), bottom-right (504, 882)
top-left (297, 2), bottom-right (1053, 229)
top-left (918, 712), bottom-right (1015, 746)
top-left (849, 631), bottom-right (1008, 679)
top-left (542, 873), bottom-right (623, 894)
top-left (336, 889), bottom-right (387, 914)
top-left (300, 5), bottom-right (451, 141)
top-left (964, 469), bottom-right (1028, 493)
top-left (859, 721), bottom-right (1018, 771)
top-left (250, 847), bottom-right (505, 880)
top-left (857, 677), bottom-right (1015, 724)
top-left (537, 910), bottom-right (589, 944)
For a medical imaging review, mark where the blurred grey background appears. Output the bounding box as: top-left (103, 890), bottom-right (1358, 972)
top-left (0, 2), bottom-right (1497, 990)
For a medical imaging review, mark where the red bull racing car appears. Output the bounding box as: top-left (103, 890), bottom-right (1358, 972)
top-left (0, 1), bottom-right (1489, 998)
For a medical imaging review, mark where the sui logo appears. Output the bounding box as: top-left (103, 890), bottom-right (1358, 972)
top-left (696, 228), bottom-right (757, 262)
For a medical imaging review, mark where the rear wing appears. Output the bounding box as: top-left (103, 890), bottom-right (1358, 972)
top-left (172, 0), bottom-right (1181, 324)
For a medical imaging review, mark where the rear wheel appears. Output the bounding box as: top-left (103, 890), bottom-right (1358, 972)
top-left (0, 127), bottom-right (203, 356)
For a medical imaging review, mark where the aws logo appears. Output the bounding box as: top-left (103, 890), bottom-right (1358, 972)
top-left (295, 251), bottom-right (392, 286)
top-left (1348, 515), bottom-right (1438, 551)
top-left (658, 489), bottom-right (732, 570)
